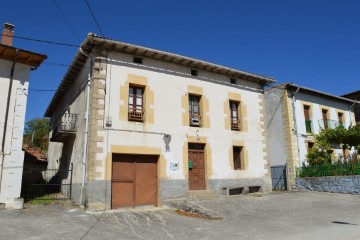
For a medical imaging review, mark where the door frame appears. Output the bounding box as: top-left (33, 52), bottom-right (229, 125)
top-left (111, 153), bottom-right (159, 209)
top-left (187, 143), bottom-right (207, 190)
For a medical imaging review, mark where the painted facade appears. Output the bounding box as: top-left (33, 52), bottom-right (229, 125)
top-left (45, 33), bottom-right (275, 210)
top-left (0, 23), bottom-right (46, 208)
top-left (265, 84), bottom-right (358, 188)
top-left (342, 90), bottom-right (360, 125)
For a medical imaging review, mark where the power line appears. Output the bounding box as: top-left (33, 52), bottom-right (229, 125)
top-left (84, 0), bottom-right (105, 38)
top-left (0, 34), bottom-right (79, 48)
top-left (52, 0), bottom-right (81, 43)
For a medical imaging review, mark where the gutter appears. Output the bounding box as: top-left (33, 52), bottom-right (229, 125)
top-left (0, 49), bottom-right (19, 194)
top-left (79, 46), bottom-right (93, 208)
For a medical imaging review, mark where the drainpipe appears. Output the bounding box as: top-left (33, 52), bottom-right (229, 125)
top-left (349, 102), bottom-right (356, 126)
top-left (79, 47), bottom-right (93, 207)
top-left (0, 49), bottom-right (19, 194)
top-left (290, 86), bottom-right (301, 168)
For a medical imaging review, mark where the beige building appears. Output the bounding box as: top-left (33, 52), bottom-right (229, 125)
top-left (45, 33), bottom-right (275, 210)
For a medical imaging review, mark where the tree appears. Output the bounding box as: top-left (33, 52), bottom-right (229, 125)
top-left (308, 125), bottom-right (360, 165)
top-left (23, 118), bottom-right (50, 151)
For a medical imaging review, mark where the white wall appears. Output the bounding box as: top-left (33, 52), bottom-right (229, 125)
top-left (100, 52), bottom-right (268, 181)
top-left (0, 59), bottom-right (31, 207)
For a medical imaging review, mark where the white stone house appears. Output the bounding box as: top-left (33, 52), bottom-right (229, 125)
top-left (45, 33), bottom-right (275, 210)
top-left (265, 83), bottom-right (358, 188)
top-left (0, 23), bottom-right (47, 208)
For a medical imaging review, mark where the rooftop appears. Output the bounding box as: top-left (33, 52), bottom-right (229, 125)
top-left (45, 33), bottom-right (275, 117)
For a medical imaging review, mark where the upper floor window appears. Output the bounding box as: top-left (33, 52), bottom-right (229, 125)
top-left (189, 95), bottom-right (201, 126)
top-left (303, 105), bottom-right (312, 133)
top-left (128, 86), bottom-right (144, 122)
top-left (338, 112), bottom-right (344, 127)
top-left (230, 101), bottom-right (240, 131)
top-left (322, 109), bottom-right (329, 128)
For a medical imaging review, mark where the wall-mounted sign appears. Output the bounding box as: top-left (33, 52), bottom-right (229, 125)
top-left (170, 162), bottom-right (179, 170)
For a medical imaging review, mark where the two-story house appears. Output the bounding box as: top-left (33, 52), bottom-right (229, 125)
top-left (45, 33), bottom-right (275, 210)
top-left (265, 83), bottom-right (358, 188)
top-left (0, 23), bottom-right (46, 208)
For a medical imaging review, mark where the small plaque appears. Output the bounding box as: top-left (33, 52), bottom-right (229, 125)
top-left (188, 160), bottom-right (193, 169)
top-left (170, 162), bottom-right (179, 170)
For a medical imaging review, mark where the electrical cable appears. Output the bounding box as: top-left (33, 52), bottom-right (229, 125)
top-left (84, 0), bottom-right (105, 38)
top-left (0, 33), bottom-right (79, 48)
top-left (52, 0), bottom-right (81, 43)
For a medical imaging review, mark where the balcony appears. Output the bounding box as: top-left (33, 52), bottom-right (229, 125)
top-left (231, 119), bottom-right (241, 131)
top-left (318, 119), bottom-right (344, 130)
top-left (128, 107), bottom-right (144, 122)
top-left (189, 113), bottom-right (201, 127)
top-left (305, 120), bottom-right (313, 133)
top-left (50, 113), bottom-right (77, 142)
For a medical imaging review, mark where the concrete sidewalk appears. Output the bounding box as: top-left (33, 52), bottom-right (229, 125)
top-left (1, 191), bottom-right (360, 239)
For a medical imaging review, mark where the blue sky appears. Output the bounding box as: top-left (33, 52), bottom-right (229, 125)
top-left (1, 0), bottom-right (359, 121)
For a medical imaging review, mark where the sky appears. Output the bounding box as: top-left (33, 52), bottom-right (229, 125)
top-left (1, 0), bottom-right (359, 121)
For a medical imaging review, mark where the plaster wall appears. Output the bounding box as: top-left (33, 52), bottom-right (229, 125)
top-left (47, 58), bottom-right (91, 204)
top-left (0, 59), bottom-right (31, 207)
top-left (101, 52), bottom-right (269, 189)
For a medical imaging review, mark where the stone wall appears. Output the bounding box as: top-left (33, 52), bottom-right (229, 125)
top-left (296, 176), bottom-right (360, 194)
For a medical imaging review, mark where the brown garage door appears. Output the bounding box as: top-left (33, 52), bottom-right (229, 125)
top-left (112, 154), bottom-right (158, 209)
top-left (188, 143), bottom-right (206, 190)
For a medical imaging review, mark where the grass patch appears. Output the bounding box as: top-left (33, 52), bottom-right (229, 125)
top-left (27, 195), bottom-right (64, 205)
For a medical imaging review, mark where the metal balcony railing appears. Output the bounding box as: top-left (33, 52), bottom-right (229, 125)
top-left (128, 107), bottom-right (144, 122)
top-left (231, 119), bottom-right (241, 131)
top-left (318, 119), bottom-right (343, 129)
top-left (189, 113), bottom-right (201, 127)
top-left (51, 113), bottom-right (77, 142)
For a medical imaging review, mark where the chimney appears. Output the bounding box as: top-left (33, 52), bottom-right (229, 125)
top-left (1, 23), bottom-right (14, 46)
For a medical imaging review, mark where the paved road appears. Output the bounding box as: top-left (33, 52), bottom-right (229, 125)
top-left (1, 191), bottom-right (360, 239)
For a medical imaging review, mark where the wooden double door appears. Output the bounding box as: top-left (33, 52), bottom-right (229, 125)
top-left (188, 144), bottom-right (206, 190)
top-left (111, 154), bottom-right (158, 209)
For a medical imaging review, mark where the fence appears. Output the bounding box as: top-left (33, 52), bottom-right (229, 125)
top-left (21, 163), bottom-right (73, 201)
top-left (297, 162), bottom-right (360, 178)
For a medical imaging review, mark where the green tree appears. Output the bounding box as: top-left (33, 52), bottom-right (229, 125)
top-left (23, 118), bottom-right (50, 151)
top-left (307, 125), bottom-right (360, 165)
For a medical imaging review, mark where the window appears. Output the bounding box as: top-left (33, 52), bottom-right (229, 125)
top-left (230, 101), bottom-right (240, 130)
top-left (191, 69), bottom-right (198, 76)
top-left (307, 142), bottom-right (314, 151)
top-left (338, 112), bottom-right (344, 127)
top-left (230, 78), bottom-right (236, 84)
top-left (189, 95), bottom-right (201, 126)
top-left (128, 86), bottom-right (144, 121)
top-left (303, 105), bottom-right (312, 133)
top-left (233, 146), bottom-right (243, 170)
top-left (133, 57), bottom-right (143, 64)
top-left (322, 109), bottom-right (329, 128)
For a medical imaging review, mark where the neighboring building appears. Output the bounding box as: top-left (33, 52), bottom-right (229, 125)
top-left (265, 83), bottom-right (358, 188)
top-left (45, 33), bottom-right (275, 210)
top-left (0, 23), bottom-right (47, 207)
top-left (341, 90), bottom-right (360, 125)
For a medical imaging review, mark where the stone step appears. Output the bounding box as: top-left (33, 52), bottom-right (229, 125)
top-left (187, 190), bottom-right (218, 200)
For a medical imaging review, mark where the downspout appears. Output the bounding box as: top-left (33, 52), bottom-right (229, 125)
top-left (349, 102), bottom-right (356, 126)
top-left (0, 49), bottom-right (19, 194)
top-left (79, 47), bottom-right (93, 207)
top-left (290, 86), bottom-right (301, 168)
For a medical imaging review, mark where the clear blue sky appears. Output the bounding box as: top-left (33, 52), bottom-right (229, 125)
top-left (1, 0), bottom-right (359, 121)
